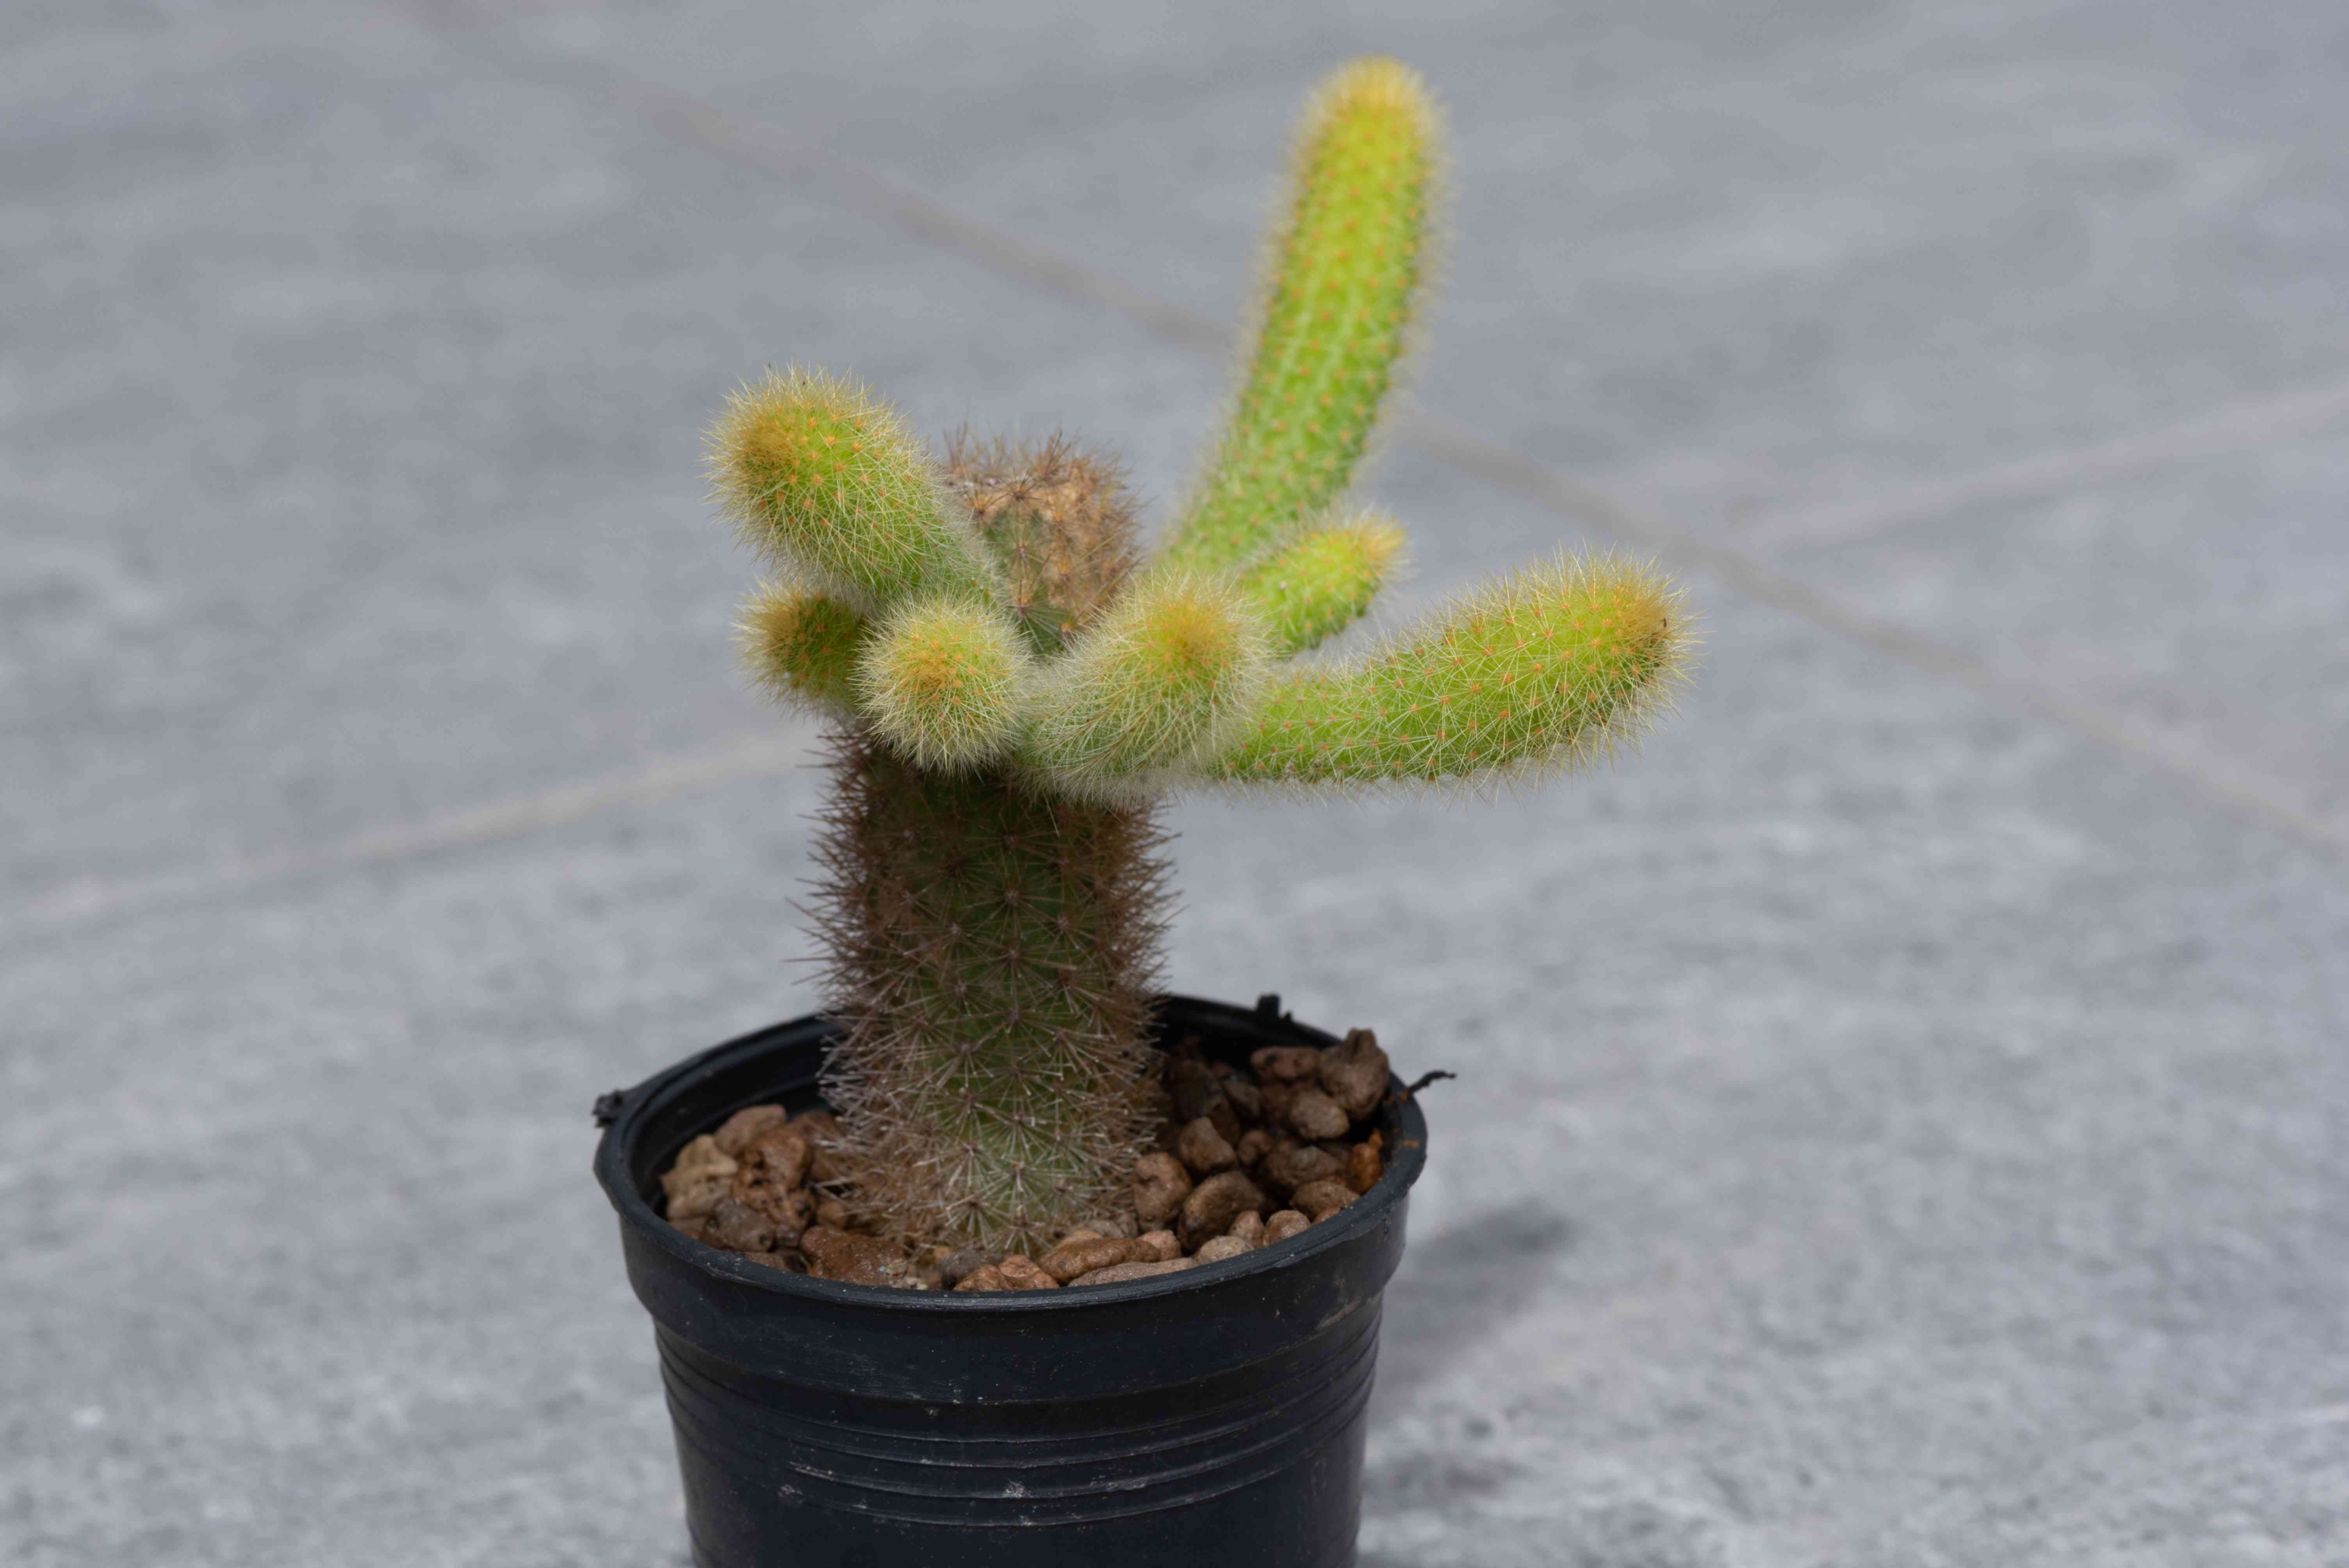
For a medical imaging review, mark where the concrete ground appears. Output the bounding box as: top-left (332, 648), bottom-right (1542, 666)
top-left (5, 1), bottom-right (2346, 1563)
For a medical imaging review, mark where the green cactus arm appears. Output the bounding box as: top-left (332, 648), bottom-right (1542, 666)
top-left (738, 582), bottom-right (872, 712)
top-left (854, 594), bottom-right (1034, 771)
top-left (1017, 572), bottom-right (1270, 800)
top-left (708, 367), bottom-right (997, 612)
top-left (1233, 509), bottom-right (1408, 656)
top-left (1196, 556), bottom-right (1689, 786)
top-left (1161, 58), bottom-right (1442, 576)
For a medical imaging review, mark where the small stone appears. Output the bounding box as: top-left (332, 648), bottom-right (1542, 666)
top-left (954, 1263), bottom-right (1011, 1292)
top-left (1225, 1211), bottom-right (1265, 1249)
top-left (939, 1247), bottom-right (997, 1289)
top-left (1318, 1028), bottom-right (1391, 1119)
top-left (1038, 1236), bottom-right (1145, 1283)
top-left (670, 1134), bottom-right (735, 1177)
top-left (712, 1104), bottom-right (790, 1156)
top-left (814, 1197), bottom-right (852, 1230)
top-left (1135, 1230), bottom-right (1181, 1262)
top-left (1071, 1257), bottom-right (1199, 1286)
top-left (743, 1249), bottom-right (804, 1273)
top-left (737, 1126), bottom-right (814, 1192)
top-left (910, 1252), bottom-right (947, 1291)
top-left (994, 1254), bottom-right (1060, 1290)
top-left (663, 1173), bottom-right (732, 1222)
top-left (1132, 1152), bottom-right (1192, 1227)
top-left (1234, 1127), bottom-right (1273, 1167)
top-left (706, 1196), bottom-right (777, 1254)
top-left (1291, 1179), bottom-right (1357, 1221)
top-left (801, 1226), bottom-right (923, 1289)
top-left (1193, 1235), bottom-right (1251, 1265)
top-left (1167, 1057), bottom-right (1225, 1123)
top-left (1346, 1139), bottom-right (1384, 1195)
top-left (1177, 1116), bottom-right (1237, 1177)
top-left (1260, 1140), bottom-right (1344, 1196)
top-left (1180, 1169), bottom-right (1267, 1248)
top-left (1090, 1209), bottom-right (1138, 1240)
top-left (1221, 1074), bottom-right (1265, 1124)
top-left (1251, 1045), bottom-right (1321, 1083)
top-left (1207, 1099), bottom-right (1245, 1146)
top-left (1257, 1079), bottom-right (1296, 1127)
top-left (1286, 1088), bottom-right (1351, 1141)
top-left (668, 1214), bottom-right (712, 1244)
top-left (728, 1185), bottom-right (812, 1246)
top-left (1264, 1209), bottom-right (1311, 1245)
top-left (1060, 1227), bottom-right (1105, 1245)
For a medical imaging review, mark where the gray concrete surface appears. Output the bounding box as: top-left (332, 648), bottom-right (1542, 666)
top-left (5, 1), bottom-right (2345, 1563)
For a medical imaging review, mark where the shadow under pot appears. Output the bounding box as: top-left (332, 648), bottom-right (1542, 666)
top-left (592, 992), bottom-right (1429, 1568)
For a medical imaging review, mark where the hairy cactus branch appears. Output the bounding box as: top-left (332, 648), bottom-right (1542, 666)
top-left (708, 57), bottom-right (1696, 1251)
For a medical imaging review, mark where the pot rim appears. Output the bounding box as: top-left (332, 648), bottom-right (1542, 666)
top-left (592, 992), bottom-right (1429, 1316)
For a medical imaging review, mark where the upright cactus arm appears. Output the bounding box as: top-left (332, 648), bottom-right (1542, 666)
top-left (1233, 509), bottom-right (1408, 656)
top-left (738, 581), bottom-right (871, 713)
top-left (708, 367), bottom-right (1000, 612)
top-left (1017, 572), bottom-right (1270, 801)
top-left (1197, 556), bottom-right (1689, 787)
top-left (1161, 58), bottom-right (1442, 576)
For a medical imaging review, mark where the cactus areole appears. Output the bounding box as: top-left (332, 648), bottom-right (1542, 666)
top-left (701, 58), bottom-right (1691, 1257)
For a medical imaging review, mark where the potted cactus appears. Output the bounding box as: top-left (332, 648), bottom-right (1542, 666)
top-left (592, 57), bottom-right (1690, 1567)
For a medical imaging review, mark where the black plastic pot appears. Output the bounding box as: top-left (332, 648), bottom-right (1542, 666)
top-left (593, 992), bottom-right (1428, 1567)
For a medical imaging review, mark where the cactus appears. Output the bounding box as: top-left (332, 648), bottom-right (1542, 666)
top-left (707, 57), bottom-right (1694, 1253)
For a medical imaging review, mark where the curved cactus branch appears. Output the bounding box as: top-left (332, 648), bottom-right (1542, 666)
top-left (1233, 508), bottom-right (1409, 656)
top-left (1017, 571), bottom-right (1271, 801)
top-left (1198, 555), bottom-right (1691, 788)
top-left (1162, 58), bottom-right (1442, 576)
top-left (708, 367), bottom-right (998, 612)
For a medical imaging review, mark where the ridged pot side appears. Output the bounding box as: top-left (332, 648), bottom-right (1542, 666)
top-left (594, 995), bottom-right (1429, 1568)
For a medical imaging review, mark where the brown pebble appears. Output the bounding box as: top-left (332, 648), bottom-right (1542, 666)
top-left (1060, 1227), bottom-right (1104, 1245)
top-left (729, 1184), bottom-right (812, 1247)
top-left (1090, 1209), bottom-right (1140, 1240)
top-left (1225, 1211), bottom-right (1265, 1249)
top-left (1167, 1057), bottom-right (1225, 1123)
top-left (737, 1126), bottom-right (813, 1192)
top-left (1257, 1079), bottom-right (1296, 1129)
top-left (1251, 1045), bottom-right (1320, 1083)
top-left (953, 1263), bottom-right (1010, 1292)
top-left (1346, 1140), bottom-right (1384, 1195)
top-left (994, 1254), bottom-right (1060, 1290)
top-left (1234, 1127), bottom-right (1273, 1167)
top-left (814, 1197), bottom-right (853, 1230)
top-left (706, 1196), bottom-right (777, 1253)
top-left (1260, 1140), bottom-right (1344, 1196)
top-left (1180, 1169), bottom-right (1267, 1248)
top-left (1132, 1151), bottom-right (1193, 1227)
top-left (1291, 1179), bottom-right (1357, 1221)
top-left (1318, 1028), bottom-right (1392, 1119)
top-left (1039, 1236), bottom-right (1145, 1283)
top-left (1071, 1257), bottom-right (1199, 1286)
top-left (668, 1214), bottom-right (712, 1244)
top-left (1135, 1230), bottom-right (1181, 1262)
top-left (1177, 1116), bottom-right (1237, 1177)
top-left (939, 1247), bottom-right (997, 1288)
top-left (1193, 1235), bottom-right (1251, 1264)
top-left (712, 1104), bottom-right (790, 1156)
top-left (1221, 1074), bottom-right (1265, 1124)
top-left (670, 1134), bottom-right (735, 1175)
top-left (743, 1249), bottom-right (804, 1273)
top-left (1286, 1088), bottom-right (1351, 1141)
top-left (1264, 1209), bottom-right (1311, 1245)
top-left (801, 1226), bottom-right (925, 1288)
top-left (663, 1173), bottom-right (732, 1222)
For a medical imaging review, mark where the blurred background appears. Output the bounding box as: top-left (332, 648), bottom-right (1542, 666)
top-left (5, 1), bottom-right (2345, 1564)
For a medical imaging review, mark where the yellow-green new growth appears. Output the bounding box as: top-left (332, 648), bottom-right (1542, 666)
top-left (708, 58), bottom-right (1696, 1252)
top-left (710, 368), bottom-right (998, 611)
top-left (1165, 57), bottom-right (1442, 575)
top-left (1020, 572), bottom-right (1271, 801)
